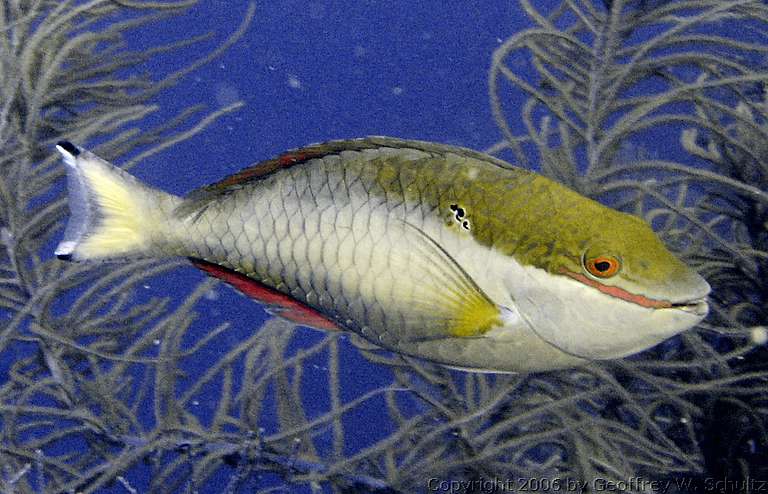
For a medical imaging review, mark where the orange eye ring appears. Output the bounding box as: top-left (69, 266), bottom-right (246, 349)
top-left (584, 255), bottom-right (621, 278)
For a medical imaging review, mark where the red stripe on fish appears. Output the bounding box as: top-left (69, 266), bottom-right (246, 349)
top-left (278, 152), bottom-right (310, 166)
top-left (190, 258), bottom-right (340, 331)
top-left (200, 138), bottom-right (403, 191)
top-left (213, 150), bottom-right (325, 188)
top-left (560, 269), bottom-right (672, 309)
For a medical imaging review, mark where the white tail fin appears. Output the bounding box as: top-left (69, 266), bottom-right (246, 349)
top-left (55, 141), bottom-right (181, 261)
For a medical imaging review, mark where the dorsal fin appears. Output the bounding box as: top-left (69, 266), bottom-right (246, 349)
top-left (174, 136), bottom-right (515, 219)
top-left (190, 259), bottom-right (339, 331)
top-left (189, 137), bottom-right (396, 197)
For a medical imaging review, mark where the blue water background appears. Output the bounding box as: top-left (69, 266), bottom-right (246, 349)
top-left (134, 1), bottom-right (527, 190)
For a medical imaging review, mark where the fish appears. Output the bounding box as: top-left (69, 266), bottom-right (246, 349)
top-left (53, 137), bottom-right (710, 373)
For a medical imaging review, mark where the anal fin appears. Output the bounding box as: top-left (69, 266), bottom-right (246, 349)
top-left (190, 259), bottom-right (339, 331)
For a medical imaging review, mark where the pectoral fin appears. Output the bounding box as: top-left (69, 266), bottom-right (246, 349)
top-left (396, 222), bottom-right (502, 339)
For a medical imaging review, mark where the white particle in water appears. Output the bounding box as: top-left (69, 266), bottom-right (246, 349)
top-left (288, 75), bottom-right (302, 89)
top-left (751, 326), bottom-right (767, 345)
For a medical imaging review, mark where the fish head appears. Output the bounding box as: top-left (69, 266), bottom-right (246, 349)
top-left (504, 209), bottom-right (710, 361)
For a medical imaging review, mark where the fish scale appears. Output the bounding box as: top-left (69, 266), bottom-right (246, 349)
top-left (53, 137), bottom-right (710, 372)
top-left (180, 149), bottom-right (433, 344)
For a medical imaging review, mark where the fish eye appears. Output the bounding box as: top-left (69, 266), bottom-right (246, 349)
top-left (584, 255), bottom-right (621, 278)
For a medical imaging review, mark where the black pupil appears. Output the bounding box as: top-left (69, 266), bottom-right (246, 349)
top-left (595, 261), bottom-right (612, 272)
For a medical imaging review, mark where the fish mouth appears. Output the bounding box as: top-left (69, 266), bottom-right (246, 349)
top-left (561, 269), bottom-right (710, 312)
top-left (665, 297), bottom-right (709, 317)
top-left (662, 277), bottom-right (711, 317)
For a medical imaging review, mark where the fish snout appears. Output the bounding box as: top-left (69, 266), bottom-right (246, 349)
top-left (668, 272), bottom-right (710, 317)
top-left (690, 272), bottom-right (711, 300)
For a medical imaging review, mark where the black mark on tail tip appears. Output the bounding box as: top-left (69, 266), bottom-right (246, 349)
top-left (56, 253), bottom-right (72, 261)
top-left (56, 141), bottom-right (80, 156)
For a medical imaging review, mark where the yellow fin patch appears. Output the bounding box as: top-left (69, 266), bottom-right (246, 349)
top-left (447, 292), bottom-right (502, 337)
top-left (402, 221), bottom-right (501, 338)
top-left (76, 161), bottom-right (147, 257)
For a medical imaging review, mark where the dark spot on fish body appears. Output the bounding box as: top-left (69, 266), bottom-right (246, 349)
top-left (449, 203), bottom-right (471, 230)
top-left (449, 204), bottom-right (465, 218)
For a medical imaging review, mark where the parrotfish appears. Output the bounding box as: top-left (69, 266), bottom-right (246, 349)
top-left (54, 137), bottom-right (710, 372)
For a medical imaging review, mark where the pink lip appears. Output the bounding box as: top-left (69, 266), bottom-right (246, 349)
top-left (559, 269), bottom-right (673, 309)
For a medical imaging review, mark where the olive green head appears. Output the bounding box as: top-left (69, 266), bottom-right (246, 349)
top-left (490, 175), bottom-right (710, 361)
top-left (488, 175), bottom-right (710, 308)
top-left (554, 207), bottom-right (710, 307)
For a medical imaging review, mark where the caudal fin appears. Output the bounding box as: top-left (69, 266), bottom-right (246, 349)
top-left (55, 141), bottom-right (181, 262)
